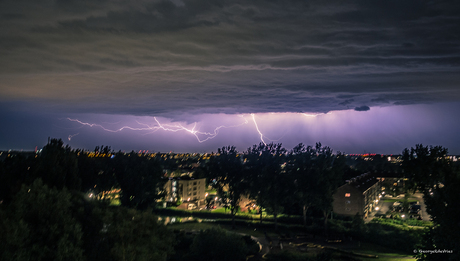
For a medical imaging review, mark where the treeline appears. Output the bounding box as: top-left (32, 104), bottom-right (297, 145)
top-left (0, 139), bottom-right (175, 260)
top-left (1, 139), bottom-right (459, 260)
top-left (401, 145), bottom-right (460, 261)
top-left (0, 139), bottom-right (168, 209)
top-left (204, 143), bottom-right (347, 231)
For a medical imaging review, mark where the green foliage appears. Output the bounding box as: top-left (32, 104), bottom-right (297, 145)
top-left (113, 152), bottom-right (165, 209)
top-left (289, 143), bottom-right (345, 228)
top-left (402, 144), bottom-right (460, 260)
top-left (371, 217), bottom-right (432, 228)
top-left (0, 179), bottom-right (84, 261)
top-left (206, 146), bottom-right (247, 228)
top-left (245, 143), bottom-right (289, 230)
top-left (359, 220), bottom-right (424, 252)
top-left (34, 138), bottom-right (81, 190)
top-left (325, 217), bottom-right (424, 252)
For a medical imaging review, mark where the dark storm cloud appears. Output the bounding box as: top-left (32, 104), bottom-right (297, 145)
top-left (1, 0), bottom-right (460, 117)
top-left (354, 105), bottom-right (370, 112)
top-left (339, 99), bottom-right (354, 106)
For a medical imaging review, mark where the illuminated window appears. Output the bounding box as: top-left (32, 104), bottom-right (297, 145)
top-left (345, 193), bottom-right (351, 197)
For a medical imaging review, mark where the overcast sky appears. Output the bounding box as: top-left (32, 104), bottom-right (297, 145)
top-left (1, 0), bottom-right (459, 153)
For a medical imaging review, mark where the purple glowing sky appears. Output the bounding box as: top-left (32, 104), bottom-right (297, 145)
top-left (1, 1), bottom-right (460, 153)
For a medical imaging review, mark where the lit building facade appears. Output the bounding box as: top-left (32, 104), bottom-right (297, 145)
top-left (164, 177), bottom-right (206, 204)
top-left (332, 173), bottom-right (381, 218)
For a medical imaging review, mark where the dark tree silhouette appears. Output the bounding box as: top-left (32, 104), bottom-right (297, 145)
top-left (402, 145), bottom-right (460, 261)
top-left (0, 179), bottom-right (84, 261)
top-left (33, 138), bottom-right (81, 190)
top-left (289, 143), bottom-right (344, 231)
top-left (113, 152), bottom-right (165, 209)
top-left (245, 143), bottom-right (289, 230)
top-left (206, 146), bottom-right (247, 229)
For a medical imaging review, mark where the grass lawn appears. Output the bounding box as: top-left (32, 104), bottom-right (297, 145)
top-left (205, 188), bottom-right (217, 194)
top-left (210, 208), bottom-right (228, 214)
top-left (109, 199), bottom-right (121, 206)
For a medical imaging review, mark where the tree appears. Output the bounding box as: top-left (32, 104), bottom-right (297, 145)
top-left (245, 143), bottom-right (289, 230)
top-left (0, 179), bottom-right (84, 261)
top-left (206, 146), bottom-right (247, 229)
top-left (0, 153), bottom-right (36, 204)
top-left (113, 152), bottom-right (165, 209)
top-left (33, 138), bottom-right (81, 190)
top-left (289, 143), bottom-right (312, 226)
top-left (77, 151), bottom-right (118, 199)
top-left (289, 143), bottom-right (344, 231)
top-left (289, 143), bottom-right (317, 226)
top-left (402, 145), bottom-right (460, 261)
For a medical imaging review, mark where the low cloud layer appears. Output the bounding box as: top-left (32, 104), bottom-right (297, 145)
top-left (1, 0), bottom-right (460, 118)
top-left (354, 106), bottom-right (370, 111)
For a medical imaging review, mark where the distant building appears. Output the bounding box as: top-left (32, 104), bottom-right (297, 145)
top-left (332, 173), bottom-right (381, 218)
top-left (164, 177), bottom-right (206, 205)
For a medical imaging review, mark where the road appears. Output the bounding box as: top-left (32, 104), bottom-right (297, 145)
top-left (413, 192), bottom-right (430, 221)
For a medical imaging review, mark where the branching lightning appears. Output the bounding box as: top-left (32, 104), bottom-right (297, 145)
top-left (65, 112), bottom-right (326, 145)
top-left (66, 116), bottom-right (250, 143)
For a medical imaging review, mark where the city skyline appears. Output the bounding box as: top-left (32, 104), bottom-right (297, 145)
top-left (1, 1), bottom-right (460, 153)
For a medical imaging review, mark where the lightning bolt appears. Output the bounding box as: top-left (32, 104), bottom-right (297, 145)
top-left (250, 114), bottom-right (287, 145)
top-left (68, 133), bottom-right (79, 141)
top-left (65, 112), bottom-right (326, 145)
top-left (66, 118), bottom-right (154, 132)
top-left (251, 114), bottom-right (267, 145)
top-left (66, 116), bottom-right (250, 143)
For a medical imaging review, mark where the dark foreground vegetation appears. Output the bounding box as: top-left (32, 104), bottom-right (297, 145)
top-left (0, 139), bottom-right (459, 260)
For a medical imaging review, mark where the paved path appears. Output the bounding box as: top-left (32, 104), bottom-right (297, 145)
top-left (413, 192), bottom-right (430, 220)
